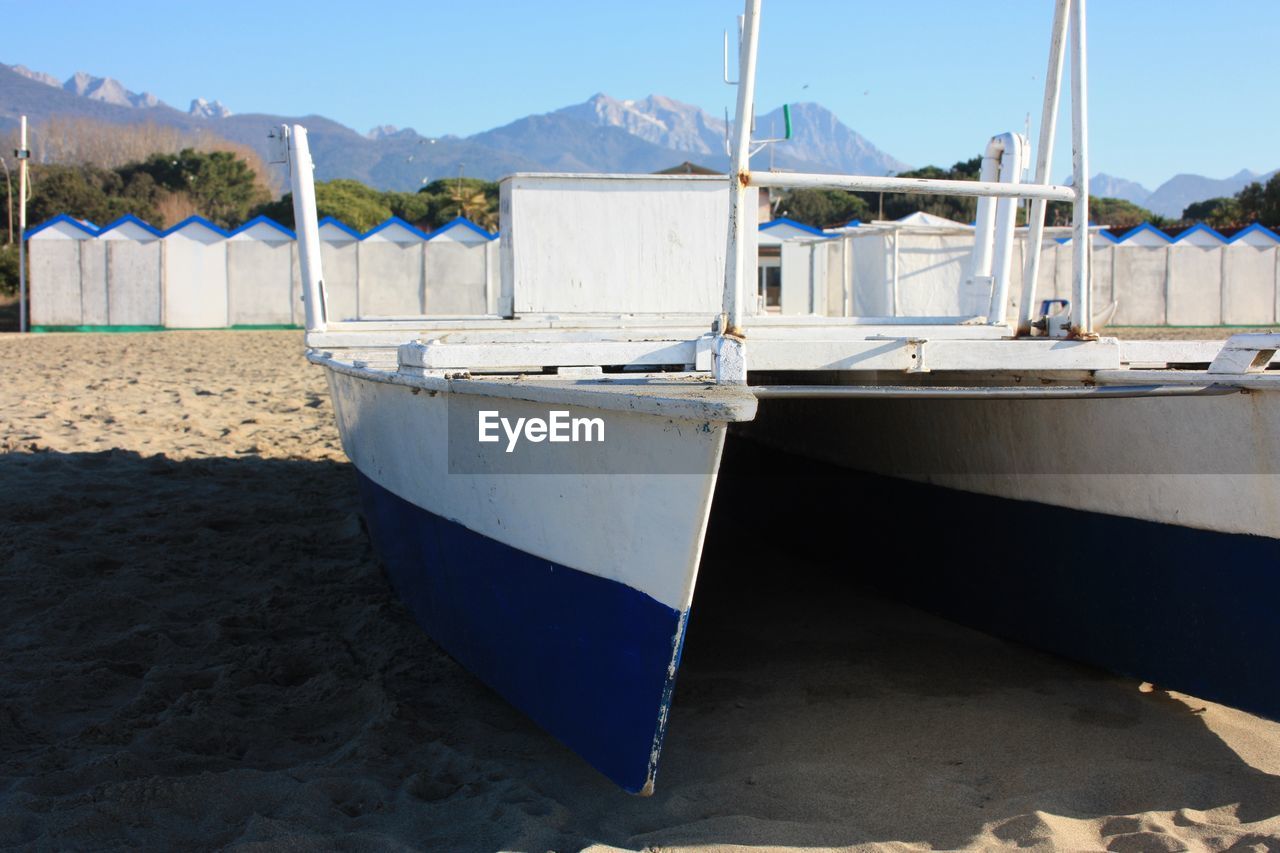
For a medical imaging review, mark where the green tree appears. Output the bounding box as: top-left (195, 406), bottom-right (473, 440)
top-left (255, 179), bottom-right (493, 233)
top-left (119, 149), bottom-right (270, 229)
top-left (1237, 174), bottom-right (1280, 227)
top-left (1090, 197), bottom-right (1156, 230)
top-left (418, 177), bottom-right (499, 231)
top-left (858, 157), bottom-right (983, 223)
top-left (1181, 174), bottom-right (1280, 230)
top-left (384, 191), bottom-right (432, 226)
top-left (0, 243), bottom-right (18, 298)
top-left (1045, 196), bottom-right (1157, 230)
top-left (774, 188), bottom-right (870, 229)
top-left (256, 180), bottom-right (393, 233)
top-left (1182, 196), bottom-right (1241, 227)
top-left (25, 163), bottom-right (159, 227)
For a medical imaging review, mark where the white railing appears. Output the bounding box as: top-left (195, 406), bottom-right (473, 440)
top-left (717, 0), bottom-right (1092, 383)
top-left (747, 172), bottom-right (1074, 203)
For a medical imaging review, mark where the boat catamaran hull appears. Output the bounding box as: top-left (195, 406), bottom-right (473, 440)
top-left (287, 0), bottom-right (1280, 793)
top-left (319, 359), bottom-right (753, 793)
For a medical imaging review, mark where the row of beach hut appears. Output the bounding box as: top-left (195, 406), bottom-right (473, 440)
top-left (26, 213), bottom-right (498, 330)
top-left (761, 215), bottom-right (1280, 326)
top-left (27, 202), bottom-right (1280, 330)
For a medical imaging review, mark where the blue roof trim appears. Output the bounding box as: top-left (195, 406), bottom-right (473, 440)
top-left (1097, 229), bottom-right (1121, 243)
top-left (229, 215), bottom-right (296, 239)
top-left (845, 219), bottom-right (862, 228)
top-left (1229, 222), bottom-right (1280, 245)
top-left (97, 213), bottom-right (164, 238)
top-left (25, 213), bottom-right (99, 238)
top-left (362, 216), bottom-right (431, 241)
top-left (161, 215), bottom-right (232, 238)
top-left (426, 216), bottom-right (497, 241)
top-left (1114, 221), bottom-right (1172, 244)
top-left (1172, 222), bottom-right (1227, 244)
top-left (318, 216), bottom-right (363, 239)
top-left (759, 217), bottom-right (827, 237)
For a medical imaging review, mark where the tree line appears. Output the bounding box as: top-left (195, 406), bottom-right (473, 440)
top-left (0, 119), bottom-right (500, 296)
top-left (4, 120), bottom-right (1275, 298)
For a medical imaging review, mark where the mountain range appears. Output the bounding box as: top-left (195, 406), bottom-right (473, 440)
top-left (1089, 170), bottom-right (1280, 219)
top-left (0, 61), bottom-right (1272, 219)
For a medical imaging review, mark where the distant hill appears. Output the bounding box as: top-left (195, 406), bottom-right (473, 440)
top-left (7, 58), bottom-right (1266, 215)
top-left (1145, 169), bottom-right (1279, 219)
top-left (1, 61), bottom-right (913, 191)
top-left (556, 93), bottom-right (727, 156)
top-left (1068, 168), bottom-right (1280, 218)
top-left (757, 102), bottom-right (909, 176)
top-left (1090, 174), bottom-right (1152, 208)
top-left (556, 94), bottom-right (909, 177)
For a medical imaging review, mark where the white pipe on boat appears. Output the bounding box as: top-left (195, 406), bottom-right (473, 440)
top-left (988, 133), bottom-right (1028, 325)
top-left (286, 124), bottom-right (327, 334)
top-left (747, 171), bottom-right (1074, 202)
top-left (1018, 0), bottom-right (1072, 336)
top-left (969, 142), bottom-right (1001, 292)
top-left (1070, 0), bottom-right (1092, 337)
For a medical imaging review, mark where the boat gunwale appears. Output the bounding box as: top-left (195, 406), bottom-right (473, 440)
top-left (307, 350), bottom-right (760, 422)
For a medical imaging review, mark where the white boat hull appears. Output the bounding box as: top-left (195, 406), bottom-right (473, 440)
top-left (324, 368), bottom-right (730, 793)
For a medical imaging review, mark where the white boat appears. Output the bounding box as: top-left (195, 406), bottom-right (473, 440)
top-left (291, 0), bottom-right (1280, 795)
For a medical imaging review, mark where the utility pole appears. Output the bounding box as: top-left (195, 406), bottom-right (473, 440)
top-left (17, 116), bottom-right (29, 333)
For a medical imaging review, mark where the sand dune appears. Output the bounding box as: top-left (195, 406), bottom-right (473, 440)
top-left (2, 330), bottom-right (1279, 851)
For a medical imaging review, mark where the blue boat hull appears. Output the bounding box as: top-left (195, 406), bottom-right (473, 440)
top-left (723, 436), bottom-right (1280, 722)
top-left (889, 480), bottom-right (1280, 719)
top-left (355, 471), bottom-right (686, 794)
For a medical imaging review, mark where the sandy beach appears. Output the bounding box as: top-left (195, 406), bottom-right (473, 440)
top-left (4, 328), bottom-right (1280, 851)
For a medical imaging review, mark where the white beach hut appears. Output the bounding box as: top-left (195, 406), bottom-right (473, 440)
top-left (359, 217), bottom-right (428, 317)
top-left (227, 216), bottom-right (298, 327)
top-left (318, 217), bottom-right (361, 321)
top-left (1165, 225), bottom-right (1226, 325)
top-left (1223, 224), bottom-right (1280, 325)
top-left (96, 215), bottom-right (163, 328)
top-left (423, 217), bottom-right (497, 316)
top-left (26, 215), bottom-right (99, 328)
top-left (162, 217), bottom-right (230, 328)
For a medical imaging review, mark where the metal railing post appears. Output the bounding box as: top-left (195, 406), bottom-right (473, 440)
top-left (1069, 0), bottom-right (1092, 338)
top-left (285, 124), bottom-right (327, 334)
top-left (988, 133), bottom-right (1028, 325)
top-left (717, 0), bottom-right (761, 383)
top-left (1018, 0), bottom-right (1071, 336)
top-left (17, 116), bottom-right (28, 334)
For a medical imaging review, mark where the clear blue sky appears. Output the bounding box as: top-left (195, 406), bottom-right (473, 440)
top-left (6, 0), bottom-right (1277, 189)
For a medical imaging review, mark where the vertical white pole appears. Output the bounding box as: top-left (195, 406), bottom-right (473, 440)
top-left (1069, 0), bottom-right (1092, 337)
top-left (1017, 0), bottom-right (1071, 335)
top-left (18, 116), bottom-right (28, 333)
top-left (988, 134), bottom-right (1027, 325)
top-left (891, 229), bottom-right (900, 316)
top-left (968, 143), bottom-right (1001, 293)
top-left (286, 124), bottom-right (327, 333)
top-left (842, 236), bottom-right (852, 317)
top-left (716, 0), bottom-right (761, 383)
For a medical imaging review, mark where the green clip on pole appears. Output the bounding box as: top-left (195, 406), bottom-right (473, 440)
top-left (783, 104), bottom-right (792, 139)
